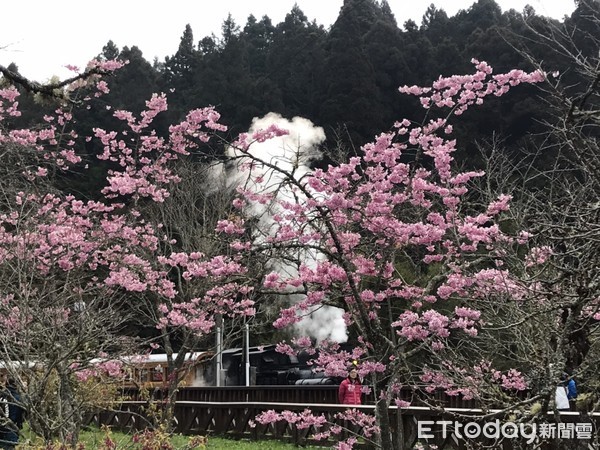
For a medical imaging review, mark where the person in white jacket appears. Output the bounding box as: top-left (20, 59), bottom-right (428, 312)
top-left (555, 383), bottom-right (570, 410)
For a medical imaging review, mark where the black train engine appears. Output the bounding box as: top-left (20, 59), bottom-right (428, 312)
top-left (220, 344), bottom-right (336, 386)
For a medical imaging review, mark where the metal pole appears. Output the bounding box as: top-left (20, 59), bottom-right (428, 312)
top-left (216, 316), bottom-right (222, 387)
top-left (245, 323), bottom-right (250, 387)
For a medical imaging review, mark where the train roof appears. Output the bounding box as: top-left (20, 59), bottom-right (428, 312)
top-left (90, 352), bottom-right (212, 366)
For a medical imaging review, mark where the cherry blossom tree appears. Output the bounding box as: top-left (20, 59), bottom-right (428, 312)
top-left (222, 61), bottom-right (551, 449)
top-left (132, 157), bottom-right (272, 424)
top-left (0, 62), bottom-right (146, 444)
top-left (0, 62), bottom-right (256, 442)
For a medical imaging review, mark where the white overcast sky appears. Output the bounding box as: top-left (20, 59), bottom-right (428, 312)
top-left (1, 0), bottom-right (576, 82)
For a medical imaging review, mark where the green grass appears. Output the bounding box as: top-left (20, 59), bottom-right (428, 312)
top-left (19, 425), bottom-right (326, 449)
top-left (197, 436), bottom-right (323, 449)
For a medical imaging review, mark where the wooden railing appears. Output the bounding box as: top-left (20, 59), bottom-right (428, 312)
top-left (176, 385), bottom-right (341, 404)
top-left (88, 401), bottom-right (412, 448)
top-left (85, 387), bottom-right (600, 449)
top-left (119, 385), bottom-right (482, 408)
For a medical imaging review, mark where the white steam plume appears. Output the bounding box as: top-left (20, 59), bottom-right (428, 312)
top-left (211, 113), bottom-right (347, 343)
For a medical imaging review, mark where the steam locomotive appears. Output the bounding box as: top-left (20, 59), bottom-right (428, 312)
top-left (117, 344), bottom-right (336, 388)
top-left (220, 344), bottom-right (335, 386)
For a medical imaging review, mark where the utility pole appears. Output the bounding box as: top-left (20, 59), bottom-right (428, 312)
top-left (245, 322), bottom-right (250, 387)
top-left (215, 314), bottom-right (223, 387)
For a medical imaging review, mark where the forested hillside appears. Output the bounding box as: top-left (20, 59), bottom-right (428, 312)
top-left (6, 0), bottom-right (596, 170)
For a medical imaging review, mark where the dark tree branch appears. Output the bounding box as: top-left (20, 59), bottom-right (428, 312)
top-left (0, 63), bottom-right (111, 102)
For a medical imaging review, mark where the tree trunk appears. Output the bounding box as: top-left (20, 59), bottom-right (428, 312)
top-left (375, 396), bottom-right (395, 449)
top-left (160, 332), bottom-right (181, 432)
top-left (396, 408), bottom-right (405, 450)
top-left (162, 374), bottom-right (179, 432)
top-left (57, 365), bottom-right (80, 447)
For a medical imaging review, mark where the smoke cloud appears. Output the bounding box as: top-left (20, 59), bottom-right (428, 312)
top-left (212, 113), bottom-right (347, 343)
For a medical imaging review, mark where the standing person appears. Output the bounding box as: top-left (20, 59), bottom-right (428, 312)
top-left (0, 374), bottom-right (24, 450)
top-left (555, 383), bottom-right (570, 411)
top-left (566, 374), bottom-right (577, 400)
top-left (565, 372), bottom-right (578, 411)
top-left (339, 366), bottom-right (362, 405)
top-left (554, 372), bottom-right (572, 411)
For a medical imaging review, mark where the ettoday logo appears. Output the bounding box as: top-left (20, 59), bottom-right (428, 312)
top-left (417, 420), bottom-right (594, 445)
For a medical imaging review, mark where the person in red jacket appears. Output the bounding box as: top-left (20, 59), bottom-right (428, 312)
top-left (338, 367), bottom-right (362, 405)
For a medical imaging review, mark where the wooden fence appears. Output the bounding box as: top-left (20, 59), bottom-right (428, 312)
top-left (85, 387), bottom-right (600, 449)
top-left (121, 385), bottom-right (481, 408)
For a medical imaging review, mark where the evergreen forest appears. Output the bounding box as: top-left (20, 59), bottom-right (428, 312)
top-left (5, 0), bottom-right (598, 185)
